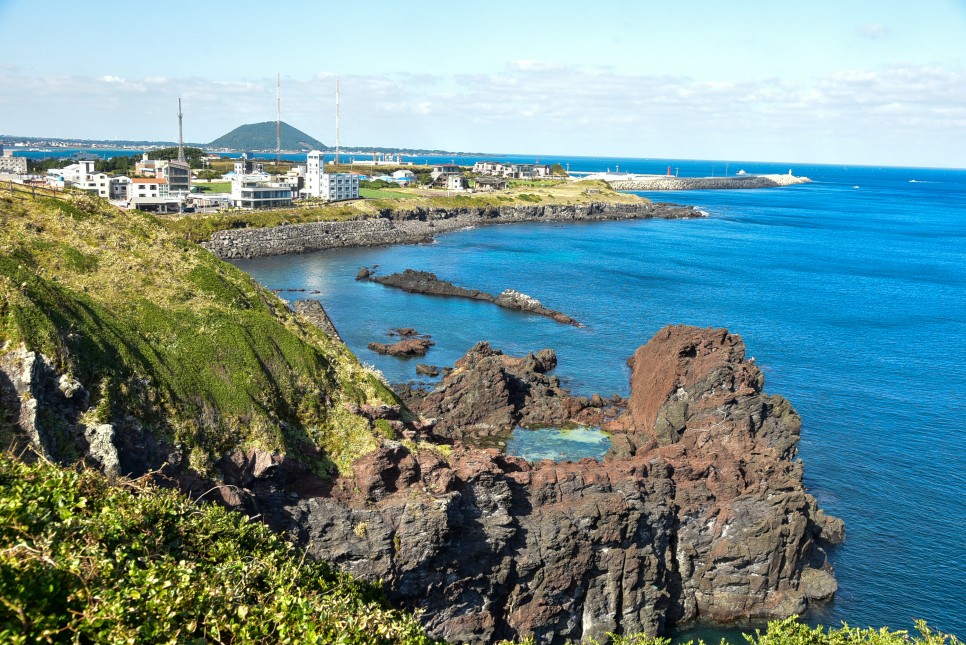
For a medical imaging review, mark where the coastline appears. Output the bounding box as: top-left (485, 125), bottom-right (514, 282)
top-left (201, 200), bottom-right (704, 259)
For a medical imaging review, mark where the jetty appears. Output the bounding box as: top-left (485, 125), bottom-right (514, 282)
top-left (588, 172), bottom-right (811, 191)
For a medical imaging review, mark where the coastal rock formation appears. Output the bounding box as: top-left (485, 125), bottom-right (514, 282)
top-left (293, 299), bottom-right (343, 342)
top-left (3, 326), bottom-right (842, 644)
top-left (202, 201), bottom-right (703, 259)
top-left (368, 338), bottom-right (435, 357)
top-left (607, 174), bottom-right (811, 191)
top-left (398, 342), bottom-right (609, 445)
top-left (257, 326), bottom-right (841, 643)
top-left (366, 269), bottom-right (581, 327)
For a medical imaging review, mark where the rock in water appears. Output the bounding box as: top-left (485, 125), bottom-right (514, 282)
top-left (368, 338), bottom-right (434, 357)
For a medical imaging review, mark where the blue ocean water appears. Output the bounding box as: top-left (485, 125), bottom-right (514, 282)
top-left (232, 160), bottom-right (966, 638)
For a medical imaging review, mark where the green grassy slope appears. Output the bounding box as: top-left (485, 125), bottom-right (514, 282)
top-left (0, 453), bottom-right (437, 644)
top-left (0, 191), bottom-right (395, 475)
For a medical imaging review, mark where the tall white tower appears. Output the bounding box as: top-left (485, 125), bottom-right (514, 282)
top-left (177, 98), bottom-right (185, 163)
top-left (335, 80), bottom-right (340, 165)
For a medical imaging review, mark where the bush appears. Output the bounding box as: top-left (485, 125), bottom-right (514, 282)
top-left (0, 453), bottom-right (439, 644)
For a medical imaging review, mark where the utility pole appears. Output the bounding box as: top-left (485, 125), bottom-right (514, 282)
top-left (276, 73), bottom-right (281, 167)
top-left (335, 80), bottom-right (341, 165)
top-left (177, 98), bottom-right (185, 163)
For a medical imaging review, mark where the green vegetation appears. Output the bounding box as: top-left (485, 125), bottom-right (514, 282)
top-left (0, 453), bottom-right (438, 644)
top-left (207, 121), bottom-right (327, 151)
top-left (194, 181), bottom-right (232, 193)
top-left (0, 191), bottom-right (398, 475)
top-left (361, 187), bottom-right (411, 199)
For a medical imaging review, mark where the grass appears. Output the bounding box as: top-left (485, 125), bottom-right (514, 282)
top-left (0, 190), bottom-right (400, 475)
top-left (0, 453), bottom-right (439, 644)
top-left (162, 179), bottom-right (649, 243)
top-left (360, 187), bottom-right (412, 199)
top-left (193, 181), bottom-right (231, 193)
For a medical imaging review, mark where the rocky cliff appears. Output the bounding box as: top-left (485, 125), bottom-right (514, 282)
top-left (245, 326), bottom-right (841, 643)
top-left (201, 201), bottom-right (703, 259)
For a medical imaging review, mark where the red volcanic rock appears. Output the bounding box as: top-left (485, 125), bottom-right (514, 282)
top-left (242, 326), bottom-right (842, 643)
top-left (368, 338), bottom-right (434, 357)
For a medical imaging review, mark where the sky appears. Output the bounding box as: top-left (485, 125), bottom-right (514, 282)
top-left (0, 0), bottom-right (964, 167)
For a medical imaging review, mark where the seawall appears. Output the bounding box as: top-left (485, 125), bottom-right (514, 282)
top-left (201, 201), bottom-right (703, 259)
top-left (609, 173), bottom-right (811, 191)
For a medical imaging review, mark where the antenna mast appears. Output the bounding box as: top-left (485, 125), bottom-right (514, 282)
top-left (276, 73), bottom-right (281, 167)
top-left (177, 98), bottom-right (185, 163)
top-left (335, 80), bottom-right (340, 165)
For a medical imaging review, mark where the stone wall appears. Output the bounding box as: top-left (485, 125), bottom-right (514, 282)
top-left (201, 201), bottom-right (702, 259)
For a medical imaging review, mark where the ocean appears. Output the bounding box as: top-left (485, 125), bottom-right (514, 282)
top-left (231, 158), bottom-right (966, 639)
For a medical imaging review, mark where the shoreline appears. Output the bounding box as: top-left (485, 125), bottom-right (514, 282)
top-left (201, 200), bottom-right (703, 259)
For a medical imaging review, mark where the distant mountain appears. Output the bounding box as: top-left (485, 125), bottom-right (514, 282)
top-left (207, 122), bottom-right (327, 152)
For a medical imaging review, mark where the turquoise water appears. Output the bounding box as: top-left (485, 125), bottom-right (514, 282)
top-left (505, 426), bottom-right (611, 462)
top-left (232, 160), bottom-right (966, 637)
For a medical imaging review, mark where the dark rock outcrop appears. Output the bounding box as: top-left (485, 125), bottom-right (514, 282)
top-left (368, 338), bottom-right (435, 357)
top-left (3, 325), bottom-right (842, 644)
top-left (293, 299), bottom-right (343, 342)
top-left (399, 342), bottom-right (615, 446)
top-left (366, 269), bottom-right (581, 327)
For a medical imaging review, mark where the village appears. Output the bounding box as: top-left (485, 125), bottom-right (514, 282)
top-left (0, 140), bottom-right (562, 214)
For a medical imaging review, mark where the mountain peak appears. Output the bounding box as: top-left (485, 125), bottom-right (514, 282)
top-left (208, 121), bottom-right (327, 152)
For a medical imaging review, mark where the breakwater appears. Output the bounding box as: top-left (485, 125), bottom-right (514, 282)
top-left (608, 173), bottom-right (811, 191)
top-left (201, 201), bottom-right (702, 259)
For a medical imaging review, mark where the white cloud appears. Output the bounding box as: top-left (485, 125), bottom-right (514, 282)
top-left (1, 62), bottom-right (964, 166)
top-left (858, 23), bottom-right (891, 39)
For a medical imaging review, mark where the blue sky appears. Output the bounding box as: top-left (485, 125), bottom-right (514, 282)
top-left (1, 0), bottom-right (964, 167)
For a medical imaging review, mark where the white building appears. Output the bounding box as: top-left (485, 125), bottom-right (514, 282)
top-left (109, 176), bottom-right (132, 200)
top-left (128, 177), bottom-right (181, 212)
top-left (230, 175), bottom-right (293, 209)
top-left (135, 153), bottom-right (191, 194)
top-left (304, 150), bottom-right (359, 201)
top-left (0, 146), bottom-right (27, 174)
top-left (49, 160), bottom-right (111, 197)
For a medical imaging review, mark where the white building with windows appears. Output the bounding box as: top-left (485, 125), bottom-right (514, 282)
top-left (230, 176), bottom-right (293, 209)
top-left (48, 159), bottom-right (111, 197)
top-left (0, 146), bottom-right (27, 174)
top-left (127, 177), bottom-right (182, 212)
top-left (303, 150), bottom-right (359, 201)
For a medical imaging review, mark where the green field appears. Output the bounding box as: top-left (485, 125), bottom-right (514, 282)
top-left (193, 181), bottom-right (231, 193)
top-left (360, 187), bottom-right (411, 199)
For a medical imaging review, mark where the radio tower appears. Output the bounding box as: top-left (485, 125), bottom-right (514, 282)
top-left (177, 98), bottom-right (185, 163)
top-left (335, 80), bottom-right (340, 165)
top-left (276, 73), bottom-right (281, 167)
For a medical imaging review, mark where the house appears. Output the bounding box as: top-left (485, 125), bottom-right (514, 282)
top-left (230, 175), bottom-right (294, 209)
top-left (303, 150), bottom-right (359, 202)
top-left (135, 153), bottom-right (191, 194)
top-left (109, 176), bottom-right (132, 200)
top-left (472, 161), bottom-right (504, 176)
top-left (392, 169), bottom-right (416, 181)
top-left (128, 177), bottom-right (181, 212)
top-left (445, 175), bottom-right (468, 191)
top-left (473, 176), bottom-right (508, 191)
top-left (430, 163), bottom-right (460, 182)
top-left (233, 153), bottom-right (264, 177)
top-left (48, 159), bottom-right (111, 197)
top-left (472, 160), bottom-right (552, 179)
